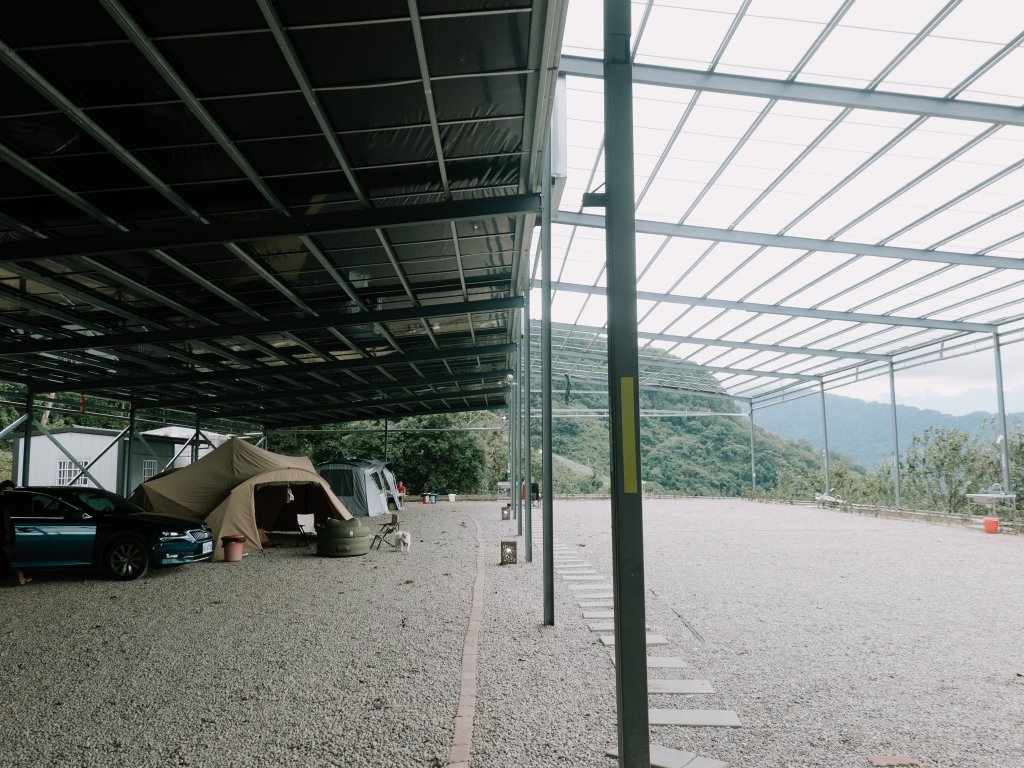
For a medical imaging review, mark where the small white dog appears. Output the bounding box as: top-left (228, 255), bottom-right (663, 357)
top-left (392, 531), bottom-right (412, 552)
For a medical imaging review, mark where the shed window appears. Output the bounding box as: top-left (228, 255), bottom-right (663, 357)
top-left (56, 459), bottom-right (90, 486)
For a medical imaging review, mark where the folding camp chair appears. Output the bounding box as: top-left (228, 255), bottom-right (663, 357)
top-left (371, 513), bottom-right (399, 550)
top-left (296, 513), bottom-right (316, 548)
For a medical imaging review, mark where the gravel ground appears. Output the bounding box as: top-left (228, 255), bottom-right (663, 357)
top-left (0, 506), bottom-right (475, 768)
top-left (553, 498), bottom-right (1024, 768)
top-left (2, 498), bottom-right (1021, 768)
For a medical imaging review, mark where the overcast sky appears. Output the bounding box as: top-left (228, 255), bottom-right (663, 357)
top-left (835, 341), bottom-right (1024, 415)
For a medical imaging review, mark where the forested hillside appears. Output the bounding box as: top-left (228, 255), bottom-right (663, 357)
top-left (547, 388), bottom-right (828, 497)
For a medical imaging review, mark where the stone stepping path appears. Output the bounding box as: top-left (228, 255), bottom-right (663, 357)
top-left (646, 656), bottom-right (688, 668)
top-left (648, 709), bottom-right (741, 727)
top-left (606, 744), bottom-right (727, 768)
top-left (648, 679), bottom-right (714, 694)
top-left (540, 533), bottom-right (732, 767)
top-left (600, 634), bottom-right (668, 647)
top-left (611, 655), bottom-right (689, 668)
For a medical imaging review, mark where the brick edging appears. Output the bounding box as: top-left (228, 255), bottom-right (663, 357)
top-left (447, 516), bottom-right (485, 767)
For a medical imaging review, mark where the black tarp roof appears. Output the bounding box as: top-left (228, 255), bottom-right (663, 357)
top-left (0, 0), bottom-right (565, 427)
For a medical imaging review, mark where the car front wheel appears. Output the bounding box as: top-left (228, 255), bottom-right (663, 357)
top-left (105, 537), bottom-right (150, 580)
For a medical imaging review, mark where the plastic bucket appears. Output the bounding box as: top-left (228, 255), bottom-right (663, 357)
top-left (221, 534), bottom-right (247, 562)
top-left (448, 493), bottom-right (456, 502)
top-left (983, 517), bottom-right (999, 534)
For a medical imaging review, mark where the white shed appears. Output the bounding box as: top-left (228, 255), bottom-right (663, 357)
top-left (11, 427), bottom-right (182, 494)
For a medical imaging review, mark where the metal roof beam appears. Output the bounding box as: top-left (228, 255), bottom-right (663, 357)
top-left (557, 210), bottom-right (1024, 272)
top-left (560, 55), bottom-right (1024, 127)
top-left (263, 400), bottom-right (503, 429)
top-left (546, 373), bottom-right (736, 402)
top-left (180, 368), bottom-right (516, 411)
top-left (0, 195), bottom-right (542, 263)
top-left (0, 296), bottom-right (521, 356)
top-left (209, 385), bottom-right (510, 421)
top-left (546, 281), bottom-right (995, 333)
top-left (551, 346), bottom-right (819, 382)
top-left (547, 321), bottom-right (889, 362)
top-left (53, 342), bottom-right (517, 395)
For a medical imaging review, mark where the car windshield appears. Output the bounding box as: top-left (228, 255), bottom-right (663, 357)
top-left (64, 490), bottom-right (143, 517)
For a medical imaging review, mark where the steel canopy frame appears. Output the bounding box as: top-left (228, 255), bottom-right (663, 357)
top-left (559, 55), bottom-right (1024, 127)
top-left (540, 3), bottom-right (1024, 447)
top-left (0, 2), bottom-right (564, 432)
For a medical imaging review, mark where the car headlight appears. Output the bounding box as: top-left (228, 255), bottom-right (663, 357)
top-left (160, 530), bottom-right (193, 542)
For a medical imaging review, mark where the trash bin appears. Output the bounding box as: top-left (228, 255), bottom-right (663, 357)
top-left (221, 534), bottom-right (246, 562)
top-left (429, 493), bottom-right (438, 504)
top-left (448, 493), bottom-right (457, 502)
top-left (421, 493), bottom-right (429, 504)
top-left (983, 517), bottom-right (999, 534)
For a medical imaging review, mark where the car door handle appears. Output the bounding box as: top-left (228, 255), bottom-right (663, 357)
top-left (16, 527), bottom-right (36, 533)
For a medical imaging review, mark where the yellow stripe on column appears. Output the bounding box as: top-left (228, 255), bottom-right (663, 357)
top-left (620, 376), bottom-right (638, 493)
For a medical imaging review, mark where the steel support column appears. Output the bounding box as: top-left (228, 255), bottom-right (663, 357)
top-left (192, 417), bottom-right (201, 464)
top-left (21, 393), bottom-right (33, 486)
top-left (605, 2), bottom-right (650, 765)
top-left (512, 353), bottom-right (520, 525)
top-left (993, 334), bottom-right (1012, 493)
top-left (517, 340), bottom-right (524, 535)
top-left (507, 397), bottom-right (513, 504)
top-left (541, 142), bottom-right (555, 627)
top-left (749, 403), bottom-right (756, 493)
top-left (123, 406), bottom-right (136, 496)
top-left (525, 285), bottom-right (533, 562)
top-left (888, 363), bottom-right (901, 508)
top-left (820, 382), bottom-right (831, 495)
top-left (383, 419), bottom-right (389, 463)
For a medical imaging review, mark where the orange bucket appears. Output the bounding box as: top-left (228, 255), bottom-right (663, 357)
top-left (982, 517), bottom-right (999, 534)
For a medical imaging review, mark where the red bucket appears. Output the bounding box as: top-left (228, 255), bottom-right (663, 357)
top-left (221, 534), bottom-right (247, 562)
top-left (982, 517), bottom-right (999, 534)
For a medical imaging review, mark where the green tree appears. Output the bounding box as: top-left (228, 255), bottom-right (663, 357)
top-left (389, 414), bottom-right (487, 494)
top-left (901, 426), bottom-right (986, 515)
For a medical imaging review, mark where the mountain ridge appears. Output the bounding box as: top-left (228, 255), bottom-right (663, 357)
top-left (754, 393), bottom-right (1024, 469)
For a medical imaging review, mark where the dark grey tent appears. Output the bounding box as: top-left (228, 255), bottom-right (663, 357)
top-left (317, 459), bottom-right (402, 517)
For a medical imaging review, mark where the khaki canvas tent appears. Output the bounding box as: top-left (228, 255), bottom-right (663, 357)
top-left (131, 437), bottom-right (351, 560)
top-left (317, 459), bottom-right (402, 516)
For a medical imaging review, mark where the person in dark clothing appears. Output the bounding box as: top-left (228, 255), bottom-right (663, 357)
top-left (0, 479), bottom-right (30, 585)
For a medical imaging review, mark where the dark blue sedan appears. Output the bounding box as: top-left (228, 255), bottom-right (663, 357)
top-left (5, 487), bottom-right (213, 580)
